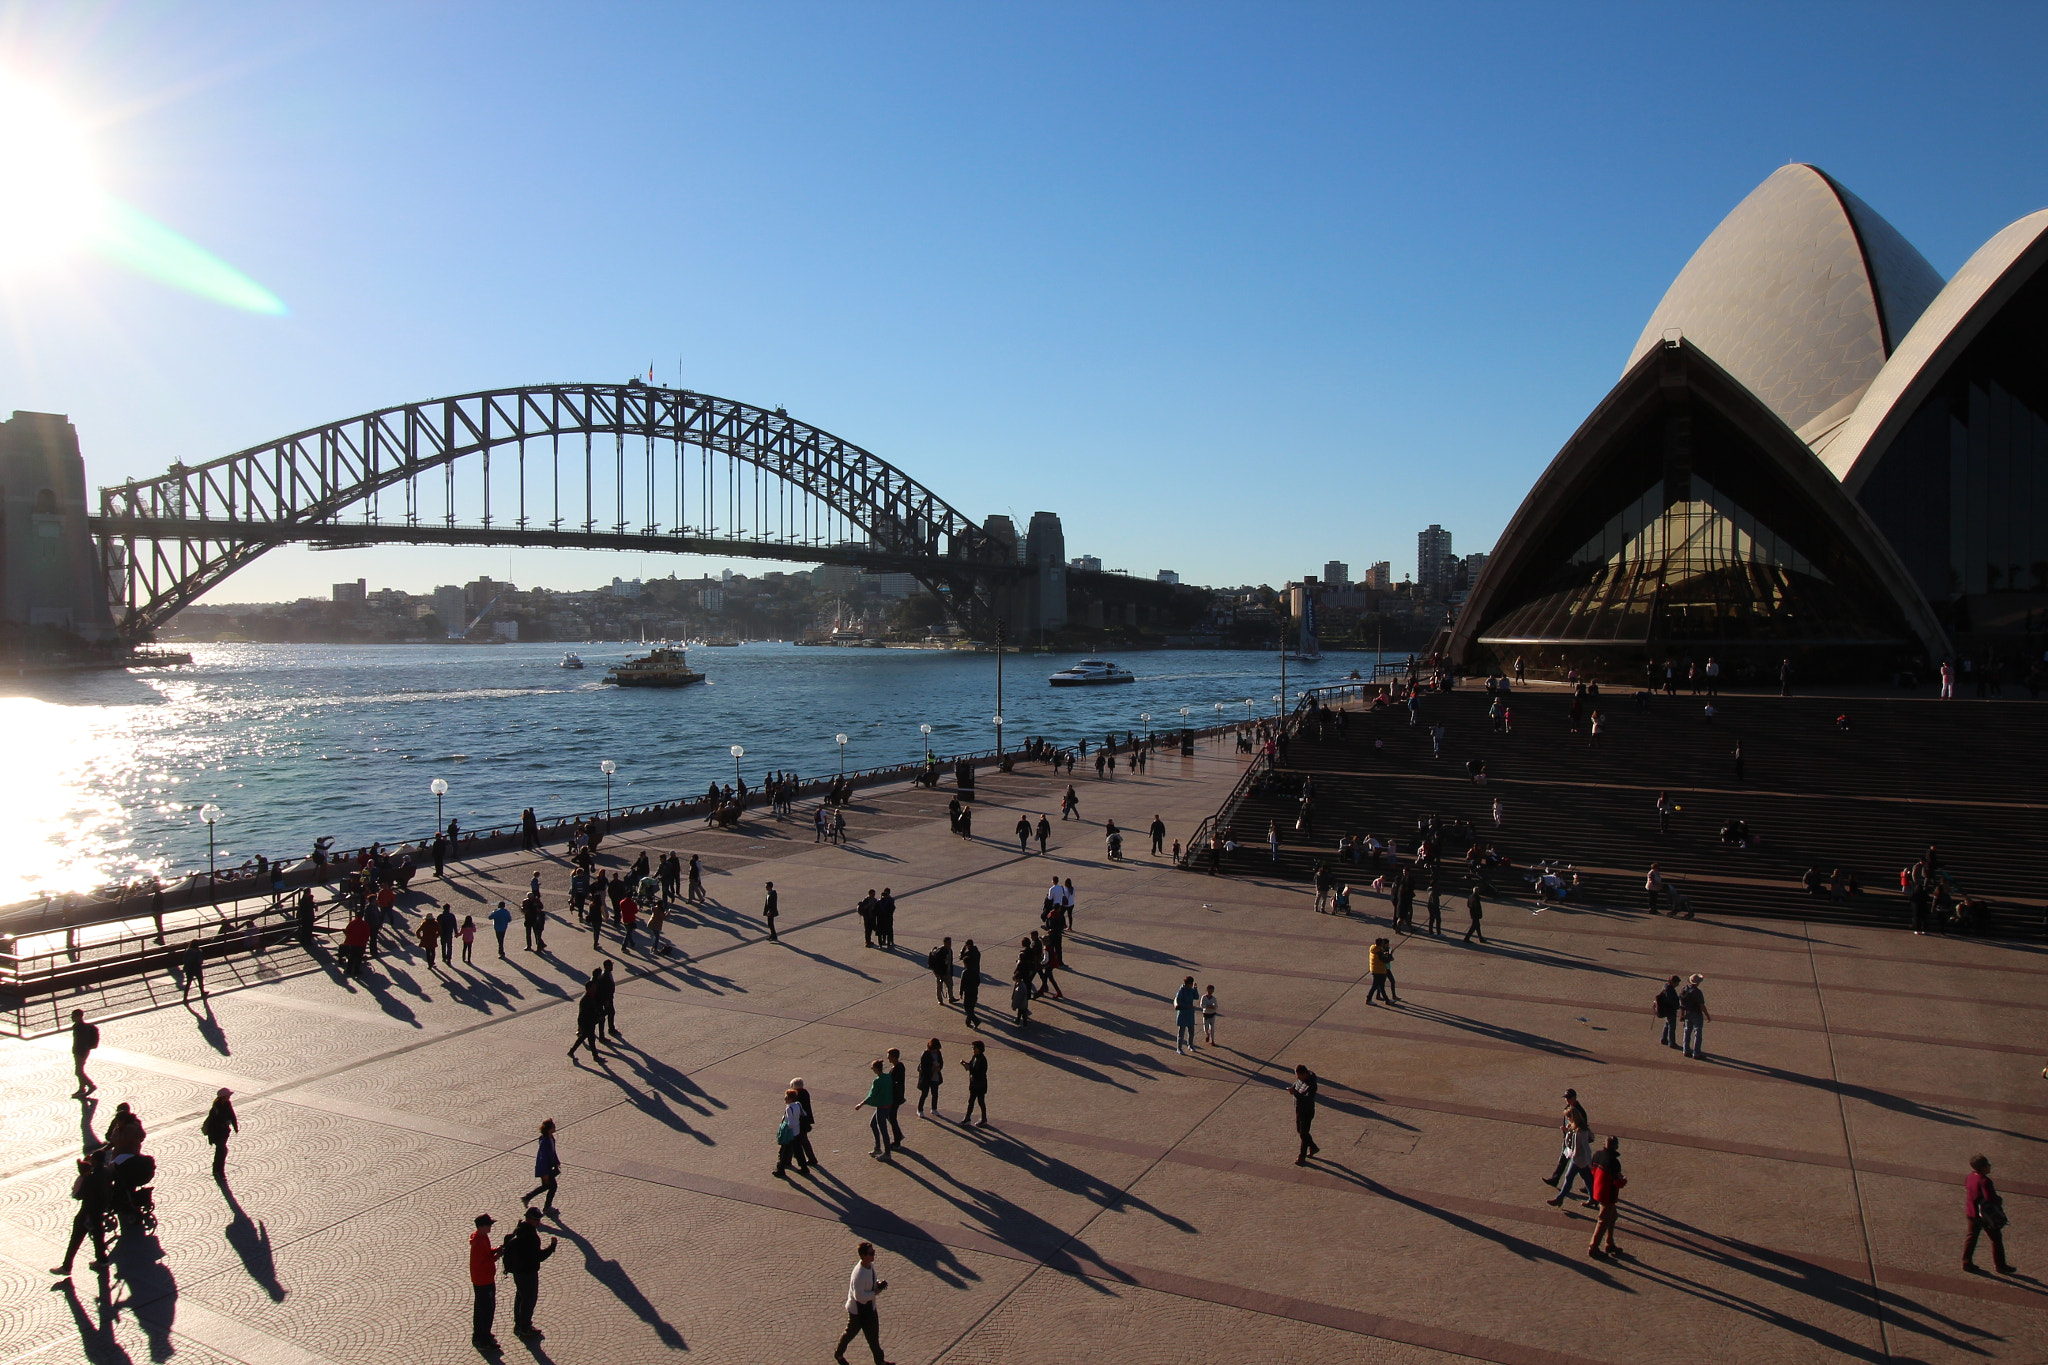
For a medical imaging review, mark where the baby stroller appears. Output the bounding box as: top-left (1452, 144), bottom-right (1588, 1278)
top-left (104, 1152), bottom-right (158, 1237)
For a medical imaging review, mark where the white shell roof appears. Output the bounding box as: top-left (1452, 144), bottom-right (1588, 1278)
top-left (1821, 207), bottom-right (2048, 486)
top-left (1627, 165), bottom-right (1945, 442)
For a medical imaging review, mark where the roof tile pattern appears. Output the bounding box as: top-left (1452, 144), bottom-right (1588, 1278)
top-left (1627, 165), bottom-right (1943, 438)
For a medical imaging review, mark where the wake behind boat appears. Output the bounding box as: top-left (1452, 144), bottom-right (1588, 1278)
top-left (602, 646), bottom-right (705, 688)
top-left (1048, 659), bottom-right (1135, 687)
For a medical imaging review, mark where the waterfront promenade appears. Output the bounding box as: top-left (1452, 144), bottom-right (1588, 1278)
top-left (0, 737), bottom-right (2042, 1364)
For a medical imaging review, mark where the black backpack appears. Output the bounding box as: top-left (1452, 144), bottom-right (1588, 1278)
top-left (926, 946), bottom-right (943, 972)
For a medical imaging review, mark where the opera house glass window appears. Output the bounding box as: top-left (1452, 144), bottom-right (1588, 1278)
top-left (1483, 474), bottom-right (1900, 645)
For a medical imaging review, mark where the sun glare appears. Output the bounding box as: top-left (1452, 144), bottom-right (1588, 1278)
top-left (0, 74), bottom-right (102, 271)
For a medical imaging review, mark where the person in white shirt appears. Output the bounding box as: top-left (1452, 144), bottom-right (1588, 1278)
top-left (835, 1241), bottom-right (890, 1365)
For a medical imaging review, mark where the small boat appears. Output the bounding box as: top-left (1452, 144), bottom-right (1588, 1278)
top-left (1048, 659), bottom-right (1136, 687)
top-left (602, 647), bottom-right (706, 688)
top-left (703, 637), bottom-right (741, 647)
top-left (560, 652), bottom-right (585, 669)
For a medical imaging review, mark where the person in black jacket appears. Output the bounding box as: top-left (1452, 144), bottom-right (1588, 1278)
top-left (501, 1206), bottom-right (559, 1340)
top-left (567, 973), bottom-right (604, 1060)
top-left (51, 1148), bottom-right (111, 1278)
top-left (202, 1088), bottom-right (238, 1179)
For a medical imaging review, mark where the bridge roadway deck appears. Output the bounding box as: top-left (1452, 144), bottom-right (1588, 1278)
top-left (0, 741), bottom-right (2042, 1364)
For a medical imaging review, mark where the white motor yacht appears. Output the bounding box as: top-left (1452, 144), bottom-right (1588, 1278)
top-left (1048, 659), bottom-right (1135, 687)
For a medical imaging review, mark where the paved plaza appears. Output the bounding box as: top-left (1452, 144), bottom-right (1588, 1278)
top-left (2, 737), bottom-right (2044, 1364)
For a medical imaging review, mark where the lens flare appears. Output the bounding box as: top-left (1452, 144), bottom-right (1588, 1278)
top-left (0, 72), bottom-right (286, 314)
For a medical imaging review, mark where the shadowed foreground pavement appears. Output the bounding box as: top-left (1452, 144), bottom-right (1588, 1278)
top-left (1, 738), bottom-right (2042, 1364)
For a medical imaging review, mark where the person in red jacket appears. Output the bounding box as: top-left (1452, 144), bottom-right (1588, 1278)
top-left (468, 1213), bottom-right (503, 1350)
top-left (1587, 1136), bottom-right (1626, 1259)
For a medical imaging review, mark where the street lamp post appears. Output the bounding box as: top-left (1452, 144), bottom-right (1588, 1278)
top-left (199, 803), bottom-right (222, 881)
top-left (993, 713), bottom-right (1005, 757)
top-left (730, 745), bottom-right (744, 789)
top-left (1141, 712), bottom-right (1152, 742)
top-left (993, 620), bottom-right (1006, 762)
top-left (600, 759), bottom-right (616, 827)
top-left (431, 778), bottom-right (447, 831)
top-left (836, 733), bottom-right (848, 777)
top-left (920, 723), bottom-right (932, 765)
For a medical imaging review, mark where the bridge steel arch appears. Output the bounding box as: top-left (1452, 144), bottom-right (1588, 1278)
top-left (91, 383), bottom-right (1019, 640)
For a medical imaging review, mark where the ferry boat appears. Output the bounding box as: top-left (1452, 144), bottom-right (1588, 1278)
top-left (1048, 659), bottom-right (1136, 687)
top-left (560, 652), bottom-right (586, 669)
top-left (602, 647), bottom-right (706, 688)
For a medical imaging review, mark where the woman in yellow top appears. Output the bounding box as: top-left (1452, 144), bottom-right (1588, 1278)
top-left (1365, 937), bottom-right (1399, 1006)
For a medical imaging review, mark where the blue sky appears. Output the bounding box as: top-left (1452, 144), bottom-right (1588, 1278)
top-left (4, 1), bottom-right (2046, 600)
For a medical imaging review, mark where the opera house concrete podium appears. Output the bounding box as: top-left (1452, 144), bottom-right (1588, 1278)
top-left (1452, 164), bottom-right (2048, 680)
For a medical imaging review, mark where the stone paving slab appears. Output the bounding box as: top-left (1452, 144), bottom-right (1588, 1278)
top-left (1, 745), bottom-right (2044, 1364)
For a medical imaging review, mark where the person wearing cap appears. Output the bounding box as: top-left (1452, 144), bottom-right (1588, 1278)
top-left (1679, 974), bottom-right (1711, 1058)
top-left (1542, 1090), bottom-right (1589, 1190)
top-left (501, 1206), bottom-right (559, 1340)
top-left (834, 1240), bottom-right (890, 1365)
top-left (201, 1088), bottom-right (239, 1179)
top-left (468, 1213), bottom-right (503, 1350)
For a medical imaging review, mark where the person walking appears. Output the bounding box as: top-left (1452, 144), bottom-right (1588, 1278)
top-left (877, 888), bottom-right (897, 948)
top-left (201, 1087), bottom-right (238, 1179)
top-left (960, 1040), bottom-right (989, 1125)
top-left (687, 853), bottom-right (705, 903)
top-left (1964, 1154), bottom-right (2016, 1274)
top-left (51, 1147), bottom-right (112, 1279)
top-left (459, 914), bottom-right (476, 964)
top-left (502, 1206), bottom-right (559, 1340)
top-left (856, 1060), bottom-right (895, 1160)
top-left (790, 1077), bottom-right (819, 1168)
top-left (1547, 1116), bottom-right (1595, 1207)
top-left (761, 882), bottom-right (780, 942)
top-left (1290, 1063), bottom-right (1320, 1166)
top-left (1200, 983), bottom-right (1219, 1045)
top-left (1679, 973), bottom-right (1710, 1058)
top-left (915, 1038), bottom-right (944, 1117)
top-left (960, 938), bottom-right (982, 1029)
top-left (567, 972), bottom-right (604, 1061)
top-left (885, 1048), bottom-right (908, 1148)
top-left (522, 1119), bottom-right (560, 1214)
top-left (597, 958), bottom-right (620, 1039)
top-left (1464, 883), bottom-right (1486, 944)
top-left (834, 1241), bottom-right (891, 1365)
top-left (1541, 1090), bottom-right (1589, 1189)
top-left (437, 903), bottom-right (458, 965)
top-left (618, 894), bottom-right (640, 953)
top-left (774, 1087), bottom-right (810, 1178)
top-left (69, 1009), bottom-right (98, 1097)
top-left (1061, 785), bottom-right (1078, 820)
top-left (1035, 814), bottom-right (1051, 854)
top-left (1173, 976), bottom-right (1199, 1054)
top-left (929, 936), bottom-right (955, 1003)
top-left (1654, 975), bottom-right (1682, 1048)
top-left (1586, 1137), bottom-right (1626, 1258)
top-left (1015, 815), bottom-right (1031, 853)
top-left (468, 1213), bottom-right (503, 1352)
top-left (489, 900), bottom-right (512, 957)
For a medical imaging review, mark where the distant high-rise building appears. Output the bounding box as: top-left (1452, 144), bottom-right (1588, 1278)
top-left (332, 578), bottom-right (366, 607)
top-left (1322, 561), bottom-right (1349, 587)
top-left (1462, 552), bottom-right (1489, 587)
top-left (432, 584), bottom-right (467, 636)
top-left (1069, 555), bottom-right (1102, 573)
top-left (697, 586), bottom-right (725, 611)
top-left (1416, 525), bottom-right (1454, 597)
top-left (1156, 570), bottom-right (1179, 585)
top-left (1365, 561), bottom-right (1392, 590)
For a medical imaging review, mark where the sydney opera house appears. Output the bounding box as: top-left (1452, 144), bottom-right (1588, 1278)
top-left (1450, 164), bottom-right (2048, 681)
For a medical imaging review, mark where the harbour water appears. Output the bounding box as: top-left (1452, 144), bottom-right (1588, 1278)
top-left (0, 642), bottom-right (1348, 904)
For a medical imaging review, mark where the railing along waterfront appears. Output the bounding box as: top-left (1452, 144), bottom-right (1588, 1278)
top-left (0, 719), bottom-right (1251, 1010)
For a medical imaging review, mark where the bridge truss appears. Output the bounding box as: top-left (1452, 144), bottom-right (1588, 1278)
top-left (91, 383), bottom-right (1020, 640)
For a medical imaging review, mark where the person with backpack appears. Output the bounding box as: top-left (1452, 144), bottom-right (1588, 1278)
top-left (1653, 975), bottom-right (1682, 1048)
top-left (201, 1088), bottom-right (238, 1179)
top-left (501, 1205), bottom-right (559, 1340)
top-left (928, 937), bottom-right (955, 1003)
top-left (1679, 974), bottom-right (1710, 1058)
top-left (1964, 1155), bottom-right (2016, 1274)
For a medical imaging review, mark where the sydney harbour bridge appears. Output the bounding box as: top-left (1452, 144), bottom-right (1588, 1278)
top-left (53, 382), bottom-right (1069, 643)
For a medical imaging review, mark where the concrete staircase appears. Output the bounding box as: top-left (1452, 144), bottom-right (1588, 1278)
top-left (1201, 686), bottom-right (2048, 936)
